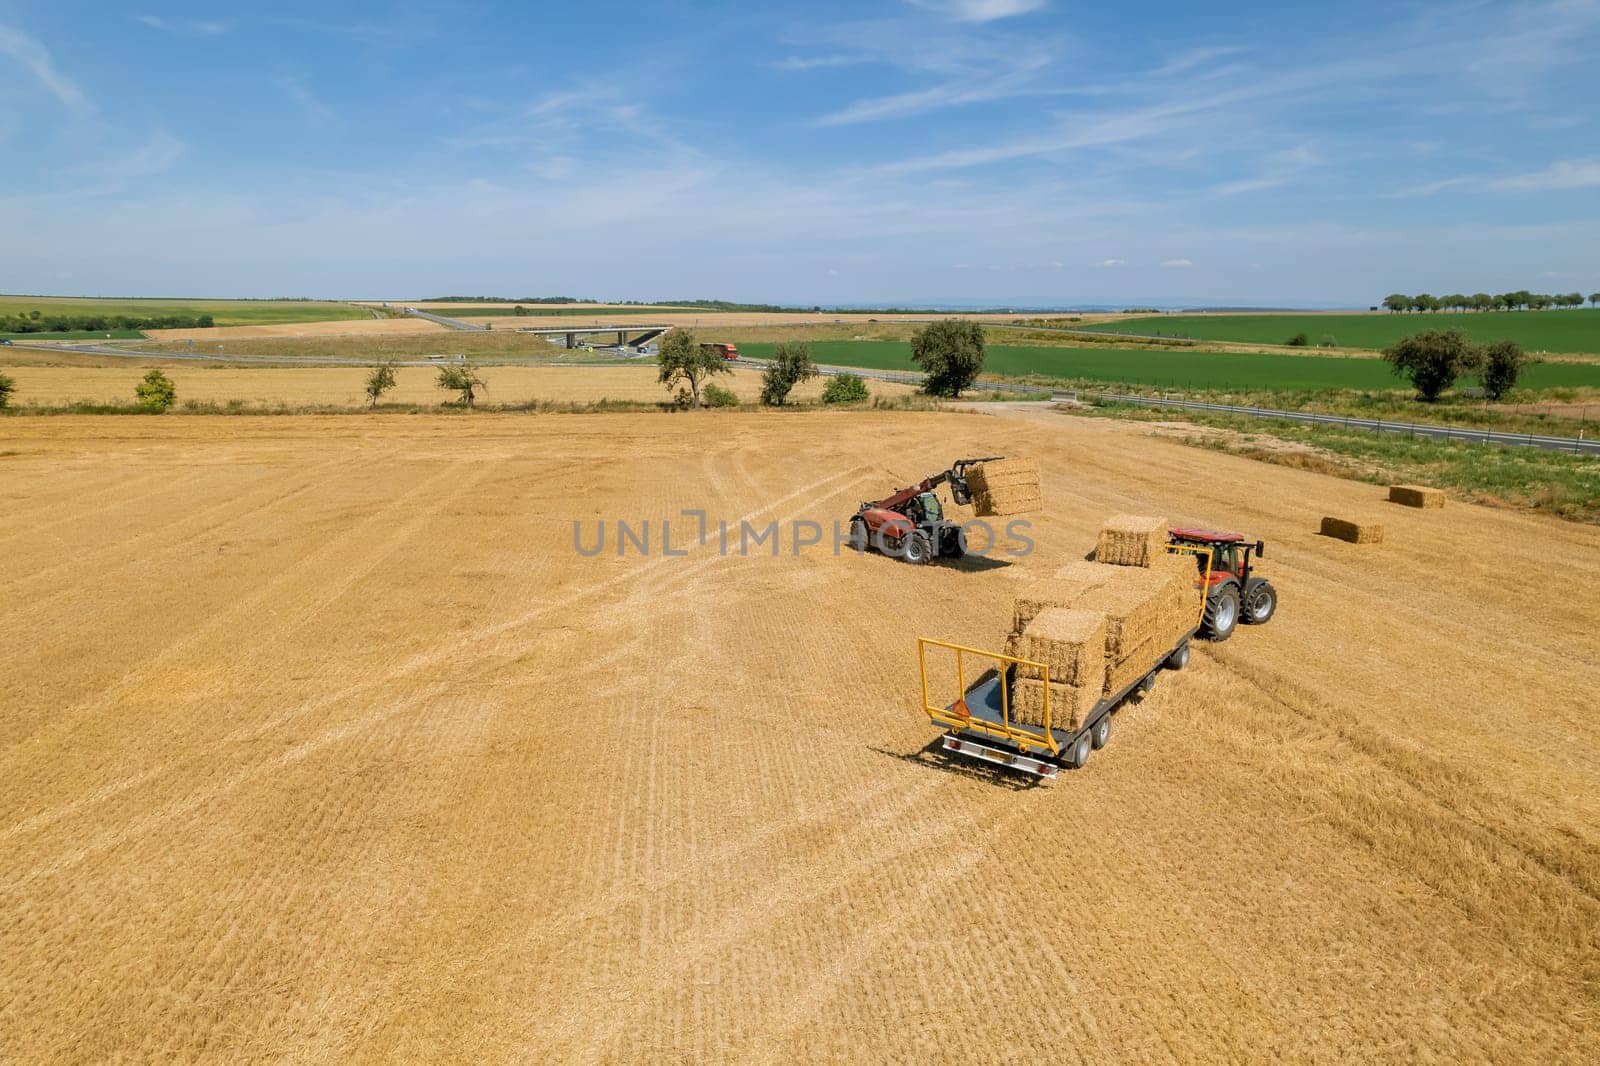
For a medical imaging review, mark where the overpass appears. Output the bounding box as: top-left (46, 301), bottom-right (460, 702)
top-left (512, 324), bottom-right (673, 349)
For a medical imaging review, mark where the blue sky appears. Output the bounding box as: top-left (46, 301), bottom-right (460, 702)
top-left (1, 0), bottom-right (1597, 306)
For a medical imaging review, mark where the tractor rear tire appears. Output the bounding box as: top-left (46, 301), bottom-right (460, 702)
top-left (1065, 733), bottom-right (1092, 769)
top-left (1245, 580), bottom-right (1277, 625)
top-left (901, 530), bottom-right (933, 565)
top-left (1204, 586), bottom-right (1240, 642)
top-left (1091, 714), bottom-right (1111, 750)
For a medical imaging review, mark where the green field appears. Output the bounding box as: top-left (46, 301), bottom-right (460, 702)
top-left (2, 330), bottom-right (147, 342)
top-left (737, 341), bottom-right (1600, 391)
top-left (0, 296), bottom-right (367, 328)
top-left (1077, 310), bottom-right (1600, 353)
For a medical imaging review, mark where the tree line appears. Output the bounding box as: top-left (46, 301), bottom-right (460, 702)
top-left (1382, 291), bottom-right (1597, 313)
top-left (0, 310), bottom-right (216, 333)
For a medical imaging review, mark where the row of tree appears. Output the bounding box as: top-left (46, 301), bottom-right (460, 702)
top-left (1381, 291), bottom-right (1597, 313)
top-left (0, 311), bottom-right (216, 333)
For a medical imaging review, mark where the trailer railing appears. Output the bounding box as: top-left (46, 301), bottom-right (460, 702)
top-left (918, 638), bottom-right (1058, 756)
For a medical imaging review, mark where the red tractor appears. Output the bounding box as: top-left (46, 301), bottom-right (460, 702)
top-left (848, 457), bottom-right (1001, 564)
top-left (1168, 528), bottom-right (1277, 642)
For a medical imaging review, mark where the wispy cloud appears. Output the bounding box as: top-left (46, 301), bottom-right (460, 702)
top-left (0, 24), bottom-right (93, 114)
top-left (1095, 258), bottom-right (1124, 267)
top-left (907, 0), bottom-right (1048, 22)
top-left (136, 14), bottom-right (231, 36)
top-left (1161, 258), bottom-right (1193, 268)
top-left (280, 77), bottom-right (336, 123)
top-left (773, 54), bottom-right (871, 71)
top-left (1489, 158), bottom-right (1600, 191)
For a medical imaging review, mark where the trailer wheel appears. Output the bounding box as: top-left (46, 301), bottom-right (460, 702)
top-left (1091, 714), bottom-right (1111, 750)
top-left (900, 530), bottom-right (933, 565)
top-left (1138, 671), bottom-right (1157, 695)
top-left (1166, 642), bottom-right (1190, 670)
top-left (1065, 733), bottom-right (1092, 769)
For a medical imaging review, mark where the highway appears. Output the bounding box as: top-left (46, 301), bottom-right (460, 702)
top-left (402, 308), bottom-right (486, 331)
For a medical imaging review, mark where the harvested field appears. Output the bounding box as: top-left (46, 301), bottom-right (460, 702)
top-left (146, 317), bottom-right (447, 341)
top-left (1389, 484), bottom-right (1446, 509)
top-left (3, 409), bottom-right (1599, 1060)
top-left (0, 365), bottom-right (916, 409)
top-left (1321, 515), bottom-right (1386, 543)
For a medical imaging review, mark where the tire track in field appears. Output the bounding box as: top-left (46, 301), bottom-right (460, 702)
top-left (0, 447), bottom-right (375, 604)
top-left (0, 463), bottom-right (218, 549)
top-left (0, 684), bottom-right (447, 896)
top-left (0, 464), bottom-right (877, 858)
top-left (0, 456), bottom-right (493, 833)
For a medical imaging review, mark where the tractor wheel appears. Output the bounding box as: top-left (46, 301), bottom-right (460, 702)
top-left (1245, 580), bottom-right (1278, 625)
top-left (941, 527), bottom-right (967, 559)
top-left (1065, 732), bottom-right (1092, 769)
top-left (848, 516), bottom-right (869, 554)
top-left (1203, 586), bottom-right (1240, 642)
top-left (1091, 714), bottom-right (1112, 750)
top-left (1166, 642), bottom-right (1191, 670)
top-left (900, 530), bottom-right (933, 565)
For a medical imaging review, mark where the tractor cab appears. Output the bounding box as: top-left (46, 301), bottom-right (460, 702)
top-left (906, 492), bottom-right (943, 524)
top-left (1168, 527), bottom-right (1276, 641)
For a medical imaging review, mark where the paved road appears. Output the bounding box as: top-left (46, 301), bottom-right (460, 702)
top-left (0, 340), bottom-right (466, 367)
top-left (403, 308), bottom-right (486, 331)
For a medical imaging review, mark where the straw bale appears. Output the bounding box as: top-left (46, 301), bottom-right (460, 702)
top-left (1320, 516), bottom-right (1384, 544)
top-left (1096, 514), bottom-right (1168, 566)
top-left (1388, 485), bottom-right (1444, 509)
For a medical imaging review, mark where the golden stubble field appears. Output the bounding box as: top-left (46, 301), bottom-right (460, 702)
top-left (1, 409), bottom-right (1596, 1061)
top-left (0, 365), bottom-right (918, 408)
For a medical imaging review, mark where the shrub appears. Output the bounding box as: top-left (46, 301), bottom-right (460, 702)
top-left (1382, 329), bottom-right (1474, 402)
top-left (134, 368), bottom-right (176, 410)
top-left (911, 319), bottom-right (986, 397)
top-left (1286, 332), bottom-right (1309, 347)
top-left (0, 371), bottom-right (14, 408)
top-left (759, 341), bottom-right (817, 405)
top-left (1478, 340), bottom-right (1525, 400)
top-left (1318, 334), bottom-right (1337, 348)
top-left (437, 362), bottom-right (487, 406)
top-left (365, 362), bottom-right (398, 407)
top-left (821, 373), bottom-right (869, 404)
top-left (702, 382), bottom-right (739, 407)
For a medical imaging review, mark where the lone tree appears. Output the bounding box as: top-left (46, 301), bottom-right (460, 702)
top-left (911, 319), bottom-right (986, 397)
top-left (657, 328), bottom-right (729, 407)
top-left (365, 362), bottom-right (398, 407)
top-left (437, 362), bottom-right (487, 407)
top-left (1590, 293), bottom-right (1600, 308)
top-left (759, 341), bottom-right (817, 405)
top-left (1382, 329), bottom-right (1475, 402)
top-left (1477, 340), bottom-right (1525, 400)
top-left (0, 371), bottom-right (14, 408)
top-left (135, 368), bottom-right (176, 411)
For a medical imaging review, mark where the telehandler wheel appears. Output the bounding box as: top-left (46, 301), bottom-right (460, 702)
top-left (940, 527), bottom-right (967, 558)
top-left (1065, 733), bottom-right (1092, 769)
top-left (848, 516), bottom-right (869, 554)
top-left (1203, 586), bottom-right (1240, 642)
top-left (901, 530), bottom-right (933, 565)
top-left (1091, 714), bottom-right (1111, 750)
top-left (1166, 642), bottom-right (1191, 670)
top-left (1245, 580), bottom-right (1277, 625)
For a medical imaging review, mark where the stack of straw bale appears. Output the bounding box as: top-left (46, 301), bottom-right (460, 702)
top-left (1095, 514), bottom-right (1168, 566)
top-left (1004, 607), bottom-right (1104, 730)
top-left (967, 458), bottom-right (1042, 517)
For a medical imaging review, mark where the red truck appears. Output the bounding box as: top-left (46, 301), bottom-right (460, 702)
top-left (700, 342), bottom-right (740, 361)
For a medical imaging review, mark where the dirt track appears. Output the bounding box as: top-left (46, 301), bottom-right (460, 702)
top-left (1, 410), bottom-right (1596, 1060)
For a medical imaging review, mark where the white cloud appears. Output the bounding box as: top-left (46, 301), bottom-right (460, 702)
top-left (1161, 258), bottom-right (1193, 268)
top-left (136, 14), bottom-right (230, 35)
top-left (1095, 258), bottom-right (1124, 267)
top-left (280, 78), bottom-right (336, 123)
top-left (0, 24), bottom-right (92, 114)
top-left (774, 54), bottom-right (870, 71)
top-left (1489, 159), bottom-right (1600, 191)
top-left (908, 0), bottom-right (1048, 22)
